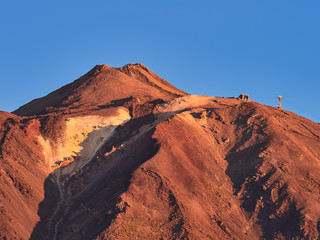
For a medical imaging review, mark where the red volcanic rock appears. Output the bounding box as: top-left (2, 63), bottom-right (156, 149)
top-left (0, 64), bottom-right (320, 240)
top-left (13, 63), bottom-right (186, 116)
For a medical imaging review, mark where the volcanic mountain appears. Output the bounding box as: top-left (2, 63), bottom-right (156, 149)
top-left (1, 64), bottom-right (320, 240)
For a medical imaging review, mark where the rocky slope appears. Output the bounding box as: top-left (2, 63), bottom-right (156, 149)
top-left (1, 64), bottom-right (320, 239)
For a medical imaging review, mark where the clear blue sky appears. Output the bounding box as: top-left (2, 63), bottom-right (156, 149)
top-left (1, 1), bottom-right (319, 122)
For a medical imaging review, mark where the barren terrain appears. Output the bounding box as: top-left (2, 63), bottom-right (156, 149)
top-left (1, 64), bottom-right (320, 239)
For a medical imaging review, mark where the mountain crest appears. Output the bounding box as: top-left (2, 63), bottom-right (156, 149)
top-left (13, 64), bottom-right (187, 116)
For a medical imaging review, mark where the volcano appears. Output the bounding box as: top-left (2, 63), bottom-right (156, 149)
top-left (1, 64), bottom-right (320, 240)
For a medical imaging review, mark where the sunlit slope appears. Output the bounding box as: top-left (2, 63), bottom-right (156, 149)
top-left (13, 64), bottom-right (187, 116)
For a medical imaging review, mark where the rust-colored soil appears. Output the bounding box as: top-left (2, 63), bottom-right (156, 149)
top-left (1, 64), bottom-right (320, 239)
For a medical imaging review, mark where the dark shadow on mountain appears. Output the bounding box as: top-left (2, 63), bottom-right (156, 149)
top-left (30, 176), bottom-right (61, 240)
top-left (98, 97), bottom-right (134, 109)
top-left (30, 113), bottom-right (160, 240)
top-left (257, 187), bottom-right (304, 240)
top-left (224, 108), bottom-right (304, 239)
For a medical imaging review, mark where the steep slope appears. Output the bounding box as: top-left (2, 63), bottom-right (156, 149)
top-left (1, 64), bottom-right (320, 240)
top-left (0, 111), bottom-right (47, 239)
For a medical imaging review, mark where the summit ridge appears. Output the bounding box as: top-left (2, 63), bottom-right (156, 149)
top-left (13, 63), bottom-right (187, 116)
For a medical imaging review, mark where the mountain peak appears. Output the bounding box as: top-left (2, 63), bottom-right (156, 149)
top-left (120, 63), bottom-right (144, 68)
top-left (89, 63), bottom-right (146, 74)
top-left (86, 64), bottom-right (112, 76)
top-left (2, 64), bottom-right (320, 240)
top-left (13, 64), bottom-right (187, 116)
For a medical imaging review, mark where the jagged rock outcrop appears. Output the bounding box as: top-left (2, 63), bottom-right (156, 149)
top-left (1, 64), bottom-right (320, 239)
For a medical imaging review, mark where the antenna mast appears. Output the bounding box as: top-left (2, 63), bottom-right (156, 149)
top-left (278, 96), bottom-right (283, 109)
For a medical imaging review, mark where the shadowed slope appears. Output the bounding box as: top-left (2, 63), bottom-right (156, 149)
top-left (96, 100), bottom-right (320, 239)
